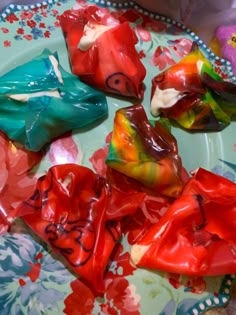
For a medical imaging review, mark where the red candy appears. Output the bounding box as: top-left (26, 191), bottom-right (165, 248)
top-left (0, 131), bottom-right (43, 233)
top-left (16, 164), bottom-right (145, 293)
top-left (131, 168), bottom-right (236, 276)
top-left (60, 5), bottom-right (146, 99)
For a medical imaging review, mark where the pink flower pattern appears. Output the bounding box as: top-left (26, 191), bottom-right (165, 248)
top-left (1, 1), bottom-right (68, 46)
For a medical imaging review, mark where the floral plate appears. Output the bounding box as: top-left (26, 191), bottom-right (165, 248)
top-left (1, 0), bottom-right (236, 314)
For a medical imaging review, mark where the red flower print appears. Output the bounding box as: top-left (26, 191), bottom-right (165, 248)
top-left (138, 50), bottom-right (146, 59)
top-left (107, 243), bottom-right (136, 279)
top-left (51, 9), bottom-right (59, 16)
top-left (20, 11), bottom-right (33, 20)
top-left (215, 60), bottom-right (223, 66)
top-left (136, 25), bottom-right (152, 42)
top-left (1, 27), bottom-right (9, 34)
top-left (27, 20), bottom-right (37, 28)
top-left (23, 35), bottom-right (33, 40)
top-left (150, 46), bottom-right (176, 71)
top-left (144, 20), bottom-right (167, 33)
top-left (101, 278), bottom-right (141, 315)
top-left (25, 262), bottom-right (41, 282)
top-left (166, 273), bottom-right (206, 294)
top-left (5, 13), bottom-right (19, 23)
top-left (17, 28), bottom-right (24, 35)
top-left (39, 22), bottom-right (46, 28)
top-left (54, 21), bottom-right (60, 28)
top-left (3, 40), bottom-right (11, 47)
top-left (19, 278), bottom-right (26, 287)
top-left (32, 7), bottom-right (39, 13)
top-left (114, 8), bottom-right (141, 23)
top-left (168, 38), bottom-right (192, 58)
top-left (41, 11), bottom-right (47, 18)
top-left (64, 279), bottom-right (95, 315)
top-left (220, 72), bottom-right (229, 80)
top-left (89, 132), bottom-right (112, 176)
top-left (185, 276), bottom-right (206, 294)
top-left (166, 273), bottom-right (182, 289)
top-left (19, 252), bottom-right (43, 287)
top-left (44, 30), bottom-right (51, 38)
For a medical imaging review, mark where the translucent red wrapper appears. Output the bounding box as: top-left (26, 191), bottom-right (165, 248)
top-left (131, 168), bottom-right (236, 276)
top-left (60, 5), bottom-right (146, 99)
top-left (0, 131), bottom-right (43, 233)
top-left (16, 164), bottom-right (145, 293)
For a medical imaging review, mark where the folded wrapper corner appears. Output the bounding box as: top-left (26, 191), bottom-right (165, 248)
top-left (151, 42), bottom-right (236, 131)
top-left (0, 49), bottom-right (108, 151)
top-left (15, 164), bottom-right (145, 293)
top-left (60, 5), bottom-right (146, 99)
top-left (131, 168), bottom-right (236, 276)
top-left (0, 131), bottom-right (43, 234)
top-left (105, 104), bottom-right (183, 198)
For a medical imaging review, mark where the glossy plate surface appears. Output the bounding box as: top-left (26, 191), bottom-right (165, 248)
top-left (0, 1), bottom-right (236, 314)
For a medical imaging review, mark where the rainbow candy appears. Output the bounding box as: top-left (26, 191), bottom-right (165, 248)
top-left (105, 104), bottom-right (183, 198)
top-left (151, 43), bottom-right (236, 131)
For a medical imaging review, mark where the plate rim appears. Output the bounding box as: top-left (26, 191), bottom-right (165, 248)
top-left (1, 0), bottom-right (236, 83)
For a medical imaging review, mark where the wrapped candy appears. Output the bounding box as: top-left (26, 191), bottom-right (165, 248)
top-left (16, 164), bottom-right (145, 293)
top-left (151, 42), bottom-right (236, 131)
top-left (0, 131), bottom-right (43, 234)
top-left (105, 104), bottom-right (183, 198)
top-left (60, 5), bottom-right (146, 99)
top-left (131, 168), bottom-right (236, 276)
top-left (0, 49), bottom-right (108, 151)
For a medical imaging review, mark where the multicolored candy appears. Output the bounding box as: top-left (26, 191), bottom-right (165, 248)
top-left (151, 43), bottom-right (236, 131)
top-left (105, 104), bottom-right (183, 198)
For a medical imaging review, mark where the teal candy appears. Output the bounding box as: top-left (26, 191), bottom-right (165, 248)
top-left (0, 50), bottom-right (61, 94)
top-left (0, 49), bottom-right (108, 151)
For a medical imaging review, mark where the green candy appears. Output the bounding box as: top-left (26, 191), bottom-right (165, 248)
top-left (0, 49), bottom-right (108, 151)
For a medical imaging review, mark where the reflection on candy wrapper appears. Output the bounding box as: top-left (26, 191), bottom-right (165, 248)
top-left (151, 42), bottom-right (236, 131)
top-left (131, 168), bottom-right (236, 276)
top-left (105, 104), bottom-right (184, 198)
top-left (0, 131), bottom-right (43, 234)
top-left (0, 49), bottom-right (108, 152)
top-left (15, 164), bottom-right (145, 293)
top-left (60, 5), bottom-right (146, 99)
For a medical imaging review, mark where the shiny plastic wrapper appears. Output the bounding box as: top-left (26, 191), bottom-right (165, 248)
top-left (0, 49), bottom-right (108, 151)
top-left (151, 43), bottom-right (236, 131)
top-left (131, 168), bottom-right (236, 276)
top-left (0, 131), bottom-right (43, 234)
top-left (60, 5), bottom-right (146, 99)
top-left (105, 104), bottom-right (183, 198)
top-left (15, 164), bottom-right (145, 293)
